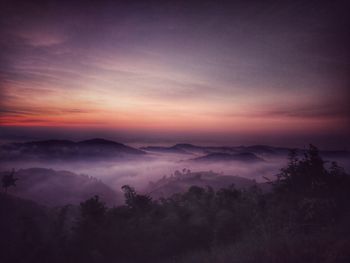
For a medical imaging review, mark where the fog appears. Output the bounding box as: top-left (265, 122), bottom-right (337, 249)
top-left (3, 150), bottom-right (349, 196)
top-left (2, 154), bottom-right (275, 185)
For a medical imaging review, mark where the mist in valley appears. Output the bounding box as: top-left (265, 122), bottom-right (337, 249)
top-left (0, 150), bottom-right (286, 188)
top-left (1, 143), bottom-right (349, 206)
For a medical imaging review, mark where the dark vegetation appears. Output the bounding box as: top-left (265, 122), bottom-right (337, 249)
top-left (142, 143), bottom-right (349, 159)
top-left (1, 169), bottom-right (18, 193)
top-left (0, 168), bottom-right (119, 206)
top-left (0, 138), bottom-right (145, 161)
top-left (2, 138), bottom-right (348, 163)
top-left (191, 152), bottom-right (263, 163)
top-left (146, 169), bottom-right (263, 199)
top-left (0, 145), bottom-right (349, 263)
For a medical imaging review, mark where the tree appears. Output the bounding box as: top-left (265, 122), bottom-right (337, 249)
top-left (273, 145), bottom-right (329, 195)
top-left (122, 185), bottom-right (153, 211)
top-left (80, 195), bottom-right (107, 222)
top-left (2, 169), bottom-right (18, 193)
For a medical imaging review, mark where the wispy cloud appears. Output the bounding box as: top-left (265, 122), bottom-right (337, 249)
top-left (258, 106), bottom-right (350, 119)
top-left (17, 31), bottom-right (67, 47)
top-left (0, 0), bottom-right (349, 144)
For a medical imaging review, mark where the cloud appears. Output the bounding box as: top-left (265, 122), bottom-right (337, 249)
top-left (0, 109), bottom-right (39, 117)
top-left (0, 0), bottom-right (349, 145)
top-left (197, 94), bottom-right (349, 120)
top-left (0, 115), bottom-right (108, 126)
top-left (17, 31), bottom-right (67, 47)
top-left (61, 109), bottom-right (92, 114)
top-left (255, 103), bottom-right (350, 119)
top-left (0, 106), bottom-right (96, 120)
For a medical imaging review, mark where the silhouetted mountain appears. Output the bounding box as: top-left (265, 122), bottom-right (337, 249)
top-left (140, 144), bottom-right (245, 155)
top-left (140, 143), bottom-right (349, 161)
top-left (241, 145), bottom-right (289, 155)
top-left (0, 138), bottom-right (145, 160)
top-left (77, 138), bottom-right (145, 155)
top-left (24, 139), bottom-right (75, 147)
top-left (140, 144), bottom-right (287, 156)
top-left (172, 144), bottom-right (209, 154)
top-left (239, 145), bottom-right (350, 159)
top-left (140, 145), bottom-right (192, 154)
top-left (192, 152), bottom-right (264, 163)
top-left (175, 144), bottom-right (241, 155)
top-left (0, 168), bottom-right (119, 206)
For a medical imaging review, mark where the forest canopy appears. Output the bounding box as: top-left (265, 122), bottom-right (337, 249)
top-left (1, 145), bottom-right (349, 263)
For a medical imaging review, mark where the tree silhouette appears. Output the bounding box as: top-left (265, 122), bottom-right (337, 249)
top-left (122, 185), bottom-right (152, 210)
top-left (273, 144), bottom-right (330, 195)
top-left (2, 169), bottom-right (18, 193)
top-left (1, 145), bottom-right (349, 263)
top-left (80, 195), bottom-right (107, 222)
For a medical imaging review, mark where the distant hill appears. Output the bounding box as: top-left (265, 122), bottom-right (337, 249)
top-left (140, 145), bottom-right (192, 154)
top-left (172, 144), bottom-right (210, 154)
top-left (141, 144), bottom-right (236, 155)
top-left (0, 168), bottom-right (119, 206)
top-left (139, 143), bottom-right (349, 160)
top-left (146, 170), bottom-right (266, 199)
top-left (1, 138), bottom-right (348, 164)
top-left (139, 144), bottom-right (287, 156)
top-left (191, 152), bottom-right (264, 163)
top-left (0, 138), bottom-right (145, 161)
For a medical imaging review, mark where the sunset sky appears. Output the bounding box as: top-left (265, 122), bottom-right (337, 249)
top-left (0, 0), bottom-right (349, 148)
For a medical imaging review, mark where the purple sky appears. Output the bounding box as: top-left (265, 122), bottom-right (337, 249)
top-left (0, 0), bottom-right (349, 148)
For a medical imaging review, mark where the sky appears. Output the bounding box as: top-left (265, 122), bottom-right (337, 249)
top-left (0, 0), bottom-right (349, 148)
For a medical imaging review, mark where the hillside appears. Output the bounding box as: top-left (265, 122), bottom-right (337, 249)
top-left (141, 145), bottom-right (192, 155)
top-left (191, 152), bottom-right (264, 163)
top-left (0, 168), bottom-right (119, 206)
top-left (0, 138), bottom-right (145, 161)
top-left (146, 170), bottom-right (262, 199)
top-left (139, 143), bottom-right (349, 160)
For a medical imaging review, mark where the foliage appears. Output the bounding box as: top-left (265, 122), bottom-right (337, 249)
top-left (273, 145), bottom-right (347, 196)
top-left (1, 169), bottom-right (18, 193)
top-left (1, 145), bottom-right (349, 263)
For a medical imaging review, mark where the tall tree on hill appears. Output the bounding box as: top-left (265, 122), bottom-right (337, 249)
top-left (2, 169), bottom-right (18, 193)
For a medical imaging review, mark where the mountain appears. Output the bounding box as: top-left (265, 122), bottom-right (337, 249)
top-left (77, 138), bottom-right (145, 155)
top-left (0, 168), bottom-right (119, 206)
top-left (240, 145), bottom-right (289, 155)
top-left (140, 145), bottom-right (192, 154)
top-left (171, 144), bottom-right (238, 155)
top-left (139, 144), bottom-right (286, 156)
top-left (140, 143), bottom-right (349, 161)
top-left (172, 144), bottom-right (210, 154)
top-left (0, 138), bottom-right (145, 161)
top-left (191, 152), bottom-right (264, 163)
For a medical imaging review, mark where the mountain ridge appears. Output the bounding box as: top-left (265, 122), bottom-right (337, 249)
top-left (0, 138), bottom-right (145, 160)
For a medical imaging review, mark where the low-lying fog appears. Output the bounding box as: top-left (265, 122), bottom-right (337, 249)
top-left (2, 151), bottom-right (349, 195)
